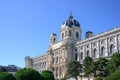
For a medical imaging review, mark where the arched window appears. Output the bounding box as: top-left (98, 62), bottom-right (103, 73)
top-left (53, 57), bottom-right (55, 64)
top-left (56, 56), bottom-right (58, 63)
top-left (75, 48), bottom-right (77, 51)
top-left (53, 67), bottom-right (55, 71)
top-left (87, 50), bottom-right (89, 56)
top-left (59, 67), bottom-right (61, 76)
top-left (56, 67), bottom-right (58, 77)
top-left (101, 47), bottom-right (105, 56)
top-left (93, 49), bottom-right (97, 58)
top-left (62, 33), bottom-right (64, 39)
top-left (76, 32), bottom-right (79, 39)
top-left (65, 31), bottom-right (67, 37)
top-left (69, 31), bottom-right (71, 36)
top-left (75, 53), bottom-right (78, 61)
top-left (110, 38), bottom-right (114, 42)
top-left (80, 52), bottom-right (83, 60)
top-left (110, 44), bottom-right (114, 54)
top-left (53, 38), bottom-right (56, 43)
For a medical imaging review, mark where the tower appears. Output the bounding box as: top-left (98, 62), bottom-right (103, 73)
top-left (50, 33), bottom-right (57, 45)
top-left (60, 13), bottom-right (82, 41)
top-left (25, 56), bottom-right (33, 68)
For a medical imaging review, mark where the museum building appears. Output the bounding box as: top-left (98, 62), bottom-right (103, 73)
top-left (25, 14), bottom-right (120, 79)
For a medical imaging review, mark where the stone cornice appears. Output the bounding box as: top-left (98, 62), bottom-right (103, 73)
top-left (76, 27), bottom-right (120, 46)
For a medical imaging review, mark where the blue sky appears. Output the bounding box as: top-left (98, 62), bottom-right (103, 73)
top-left (0, 0), bottom-right (120, 68)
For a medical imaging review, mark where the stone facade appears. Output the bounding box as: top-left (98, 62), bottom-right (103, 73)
top-left (76, 27), bottom-right (120, 64)
top-left (25, 14), bottom-right (120, 79)
top-left (25, 54), bottom-right (47, 73)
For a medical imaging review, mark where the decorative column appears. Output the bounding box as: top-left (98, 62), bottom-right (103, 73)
top-left (77, 47), bottom-right (80, 61)
top-left (115, 35), bottom-right (118, 52)
top-left (90, 43), bottom-right (92, 57)
top-left (106, 38), bottom-right (108, 56)
top-left (58, 66), bottom-right (60, 79)
top-left (58, 66), bottom-right (61, 79)
top-left (118, 35), bottom-right (120, 52)
top-left (54, 67), bottom-right (56, 78)
top-left (83, 45), bottom-right (86, 59)
top-left (63, 65), bottom-right (66, 78)
top-left (98, 40), bottom-right (100, 58)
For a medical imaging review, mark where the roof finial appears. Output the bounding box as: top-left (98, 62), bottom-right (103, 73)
top-left (69, 11), bottom-right (73, 19)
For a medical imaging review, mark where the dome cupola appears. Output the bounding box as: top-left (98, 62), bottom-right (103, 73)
top-left (62, 14), bottom-right (80, 28)
top-left (60, 13), bottom-right (82, 41)
top-left (85, 31), bottom-right (94, 39)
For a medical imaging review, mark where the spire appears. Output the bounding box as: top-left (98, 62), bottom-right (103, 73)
top-left (69, 12), bottom-right (73, 19)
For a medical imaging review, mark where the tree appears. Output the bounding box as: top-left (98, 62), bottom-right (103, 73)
top-left (107, 52), bottom-right (120, 75)
top-left (111, 52), bottom-right (120, 67)
top-left (83, 56), bottom-right (93, 80)
top-left (0, 67), bottom-right (7, 73)
top-left (107, 60), bottom-right (116, 75)
top-left (14, 68), bottom-right (42, 80)
top-left (105, 70), bottom-right (120, 80)
top-left (91, 61), bottom-right (99, 77)
top-left (97, 58), bottom-right (108, 77)
top-left (93, 77), bottom-right (103, 80)
top-left (67, 61), bottom-right (82, 80)
top-left (41, 70), bottom-right (55, 80)
top-left (60, 78), bottom-right (66, 80)
top-left (0, 72), bottom-right (16, 80)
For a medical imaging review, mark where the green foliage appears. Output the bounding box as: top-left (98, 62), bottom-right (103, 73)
top-left (41, 70), bottom-right (55, 80)
top-left (111, 52), bottom-right (120, 64)
top-left (107, 52), bottom-right (120, 75)
top-left (41, 70), bottom-right (53, 74)
top-left (93, 77), bottom-right (103, 80)
top-left (97, 58), bottom-right (108, 70)
top-left (60, 78), bottom-right (66, 80)
top-left (14, 68), bottom-right (42, 80)
top-left (97, 58), bottom-right (108, 77)
top-left (105, 70), bottom-right (120, 80)
top-left (67, 61), bottom-right (82, 79)
top-left (0, 72), bottom-right (16, 80)
top-left (83, 56), bottom-right (93, 68)
top-left (81, 52), bottom-right (120, 79)
top-left (90, 61), bottom-right (99, 77)
top-left (107, 60), bottom-right (116, 75)
top-left (0, 67), bottom-right (7, 73)
top-left (83, 56), bottom-right (93, 77)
